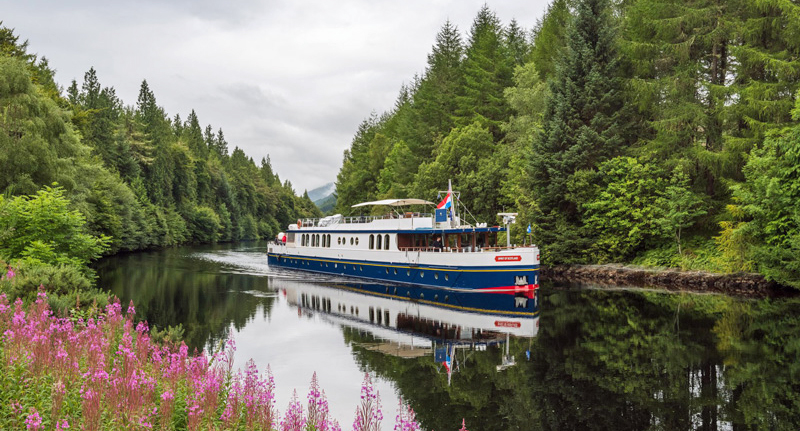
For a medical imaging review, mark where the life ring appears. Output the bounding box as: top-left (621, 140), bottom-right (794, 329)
top-left (297, 219), bottom-right (302, 228)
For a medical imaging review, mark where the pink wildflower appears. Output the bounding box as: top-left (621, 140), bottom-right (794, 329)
top-left (25, 408), bottom-right (43, 430)
top-left (55, 419), bottom-right (70, 430)
top-left (5, 267), bottom-right (15, 279)
top-left (281, 389), bottom-right (306, 431)
top-left (459, 418), bottom-right (469, 431)
top-left (353, 373), bottom-right (382, 431)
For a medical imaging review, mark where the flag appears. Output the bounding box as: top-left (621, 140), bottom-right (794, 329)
top-left (437, 191), bottom-right (452, 210)
top-left (443, 354), bottom-right (452, 373)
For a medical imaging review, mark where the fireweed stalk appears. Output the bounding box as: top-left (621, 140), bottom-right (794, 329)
top-left (0, 291), bottom-right (434, 430)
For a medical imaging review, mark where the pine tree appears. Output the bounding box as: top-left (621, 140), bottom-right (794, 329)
top-left (623, 0), bottom-right (735, 199)
top-left (454, 5), bottom-right (513, 138)
top-left (729, 0), bottom-right (800, 149)
top-left (409, 20), bottom-right (464, 160)
top-left (529, 0), bottom-right (627, 263)
top-left (184, 110), bottom-right (207, 159)
top-left (529, 0), bottom-right (571, 81)
top-left (505, 19), bottom-right (530, 68)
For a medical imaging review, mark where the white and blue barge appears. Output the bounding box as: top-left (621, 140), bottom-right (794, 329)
top-left (267, 199), bottom-right (540, 294)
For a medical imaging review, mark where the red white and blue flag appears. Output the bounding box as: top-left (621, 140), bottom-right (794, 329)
top-left (437, 191), bottom-right (452, 210)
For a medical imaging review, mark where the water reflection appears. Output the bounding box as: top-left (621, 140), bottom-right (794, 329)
top-left (95, 243), bottom-right (800, 431)
top-left (281, 279), bottom-right (539, 383)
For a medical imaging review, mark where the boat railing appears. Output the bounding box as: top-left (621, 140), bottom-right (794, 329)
top-left (399, 246), bottom-right (528, 253)
top-left (299, 213), bottom-right (434, 227)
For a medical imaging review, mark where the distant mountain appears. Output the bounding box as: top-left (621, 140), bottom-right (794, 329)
top-left (314, 194), bottom-right (337, 214)
top-left (306, 182), bottom-right (337, 213)
top-left (307, 182), bottom-right (335, 202)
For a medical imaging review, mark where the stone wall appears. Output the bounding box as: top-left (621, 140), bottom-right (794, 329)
top-left (542, 264), bottom-right (797, 298)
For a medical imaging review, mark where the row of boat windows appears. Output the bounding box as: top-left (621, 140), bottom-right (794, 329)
top-left (300, 234), bottom-right (334, 247)
top-left (369, 234), bottom-right (391, 250)
top-left (299, 233), bottom-right (392, 250)
top-left (282, 257), bottom-right (450, 281)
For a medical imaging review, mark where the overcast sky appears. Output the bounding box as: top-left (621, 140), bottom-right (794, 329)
top-left (2, 0), bottom-right (551, 193)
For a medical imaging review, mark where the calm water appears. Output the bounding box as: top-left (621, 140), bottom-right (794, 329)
top-left (95, 242), bottom-right (800, 431)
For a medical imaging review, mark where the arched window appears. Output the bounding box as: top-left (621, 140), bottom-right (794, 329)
top-left (316, 234), bottom-right (320, 247)
top-left (369, 234), bottom-right (374, 250)
top-left (384, 234), bottom-right (390, 250)
top-left (327, 234), bottom-right (331, 247)
top-left (376, 234), bottom-right (382, 250)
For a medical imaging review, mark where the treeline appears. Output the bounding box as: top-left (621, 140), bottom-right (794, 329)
top-left (1, 24), bottom-right (319, 296)
top-left (333, 1), bottom-right (800, 288)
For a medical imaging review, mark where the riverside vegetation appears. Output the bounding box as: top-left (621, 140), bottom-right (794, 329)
top-left (0, 289), bottom-right (431, 431)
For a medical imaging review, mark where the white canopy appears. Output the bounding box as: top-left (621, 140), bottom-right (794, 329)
top-left (351, 198), bottom-right (434, 208)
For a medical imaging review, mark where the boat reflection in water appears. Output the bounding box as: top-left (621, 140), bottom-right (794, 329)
top-left (278, 279), bottom-right (539, 382)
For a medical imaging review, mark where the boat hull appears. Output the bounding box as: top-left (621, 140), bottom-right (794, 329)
top-left (267, 251), bottom-right (540, 292)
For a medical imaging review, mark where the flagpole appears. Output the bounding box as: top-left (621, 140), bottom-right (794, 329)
top-left (448, 179), bottom-right (454, 228)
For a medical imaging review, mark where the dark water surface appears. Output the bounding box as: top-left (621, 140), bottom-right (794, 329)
top-left (95, 242), bottom-right (800, 430)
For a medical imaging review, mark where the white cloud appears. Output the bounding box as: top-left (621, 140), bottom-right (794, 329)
top-left (2, 0), bottom-right (551, 192)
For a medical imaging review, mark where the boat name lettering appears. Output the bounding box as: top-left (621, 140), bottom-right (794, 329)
top-left (494, 321), bottom-right (521, 328)
top-left (495, 255), bottom-right (522, 262)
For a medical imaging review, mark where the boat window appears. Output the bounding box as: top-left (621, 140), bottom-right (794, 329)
top-left (317, 234), bottom-right (320, 247)
top-left (350, 237), bottom-right (354, 245)
top-left (327, 234), bottom-right (331, 247)
top-left (376, 308), bottom-right (382, 325)
top-left (384, 310), bottom-right (390, 325)
top-left (369, 234), bottom-right (374, 249)
top-left (376, 234), bottom-right (382, 250)
top-left (384, 234), bottom-right (390, 250)
top-left (355, 237), bottom-right (359, 246)
top-left (434, 273), bottom-right (439, 280)
top-left (338, 237), bottom-right (342, 245)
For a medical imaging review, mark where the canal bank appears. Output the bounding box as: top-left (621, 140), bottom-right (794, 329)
top-left (542, 264), bottom-right (797, 298)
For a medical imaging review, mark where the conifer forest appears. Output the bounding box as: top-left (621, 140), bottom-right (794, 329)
top-left (332, 1), bottom-right (800, 289)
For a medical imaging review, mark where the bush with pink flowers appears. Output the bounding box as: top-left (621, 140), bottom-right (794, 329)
top-left (0, 290), bottom-right (430, 430)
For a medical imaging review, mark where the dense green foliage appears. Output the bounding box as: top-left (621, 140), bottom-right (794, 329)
top-left (333, 2), bottom-right (800, 288)
top-left (1, 23), bottom-right (319, 296)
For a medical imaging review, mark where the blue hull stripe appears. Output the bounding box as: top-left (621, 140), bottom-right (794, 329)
top-left (267, 253), bottom-right (539, 290)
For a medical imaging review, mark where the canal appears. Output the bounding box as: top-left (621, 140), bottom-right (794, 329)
top-left (95, 242), bottom-right (800, 430)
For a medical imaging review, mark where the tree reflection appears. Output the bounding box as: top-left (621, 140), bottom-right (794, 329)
top-left (95, 244), bottom-right (275, 350)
